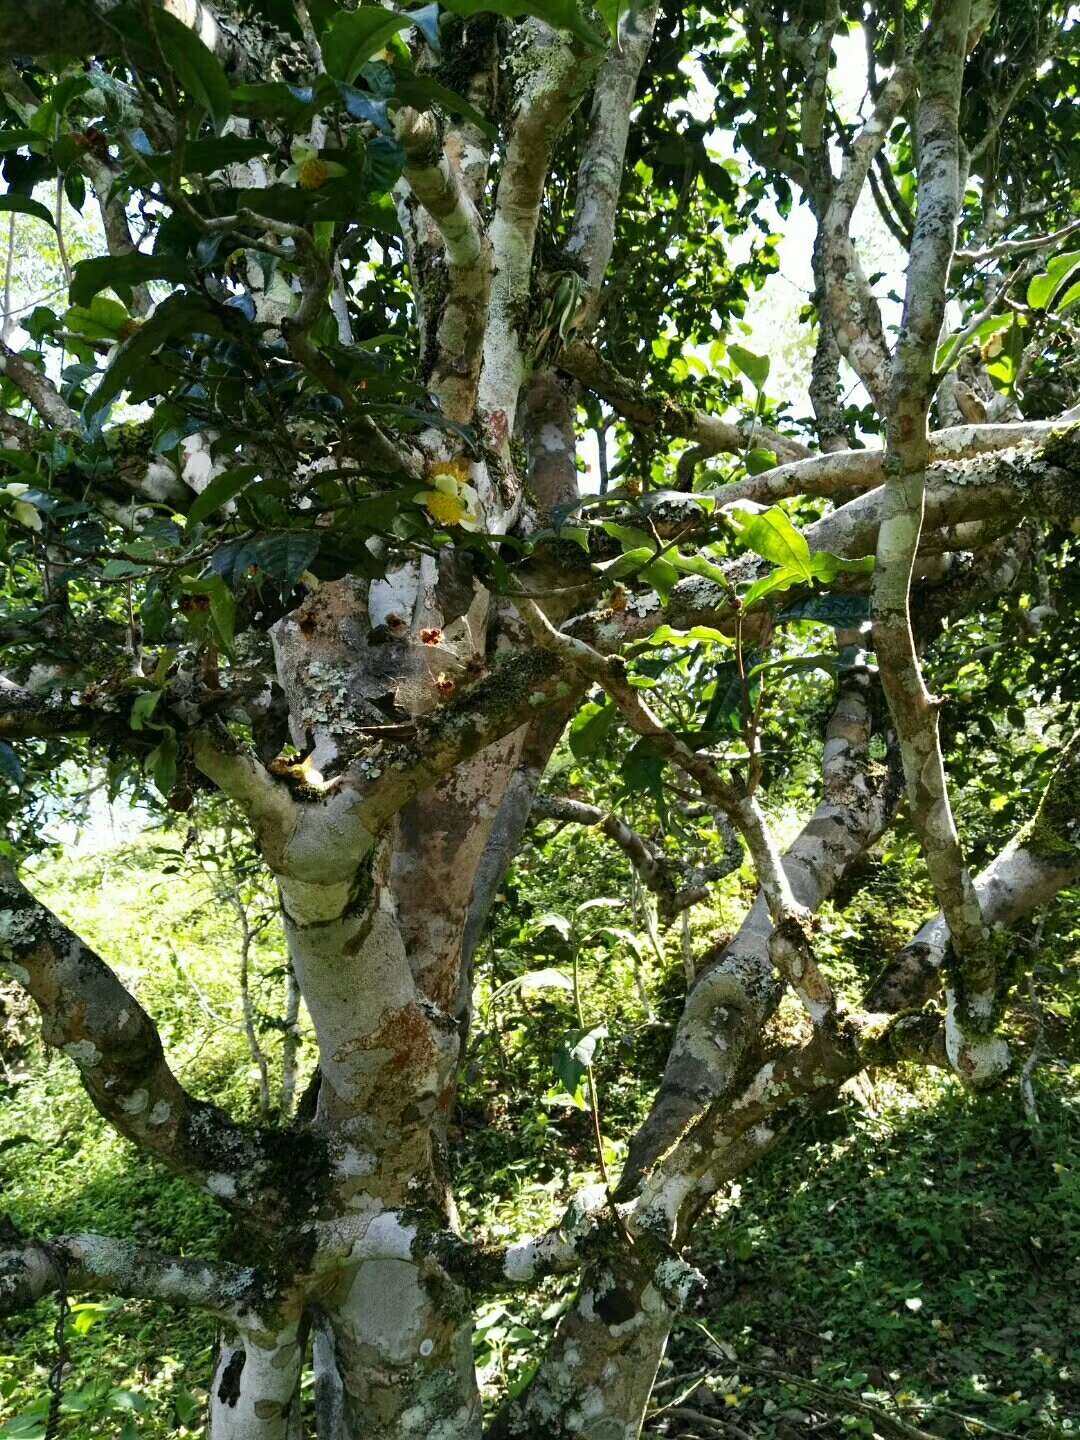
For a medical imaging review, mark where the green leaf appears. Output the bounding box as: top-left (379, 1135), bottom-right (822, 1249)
top-left (529, 911), bottom-right (573, 942)
top-left (642, 555), bottom-right (679, 603)
top-left (648, 623), bottom-right (733, 647)
top-left (187, 464), bottom-right (260, 525)
top-left (731, 505), bottom-right (812, 580)
top-left (742, 565), bottom-right (803, 607)
top-left (392, 73), bottom-right (496, 138)
top-left (146, 729), bottom-right (178, 798)
top-left (152, 9), bottom-right (233, 134)
top-left (934, 312), bottom-right (1013, 371)
top-left (252, 531), bottom-right (321, 585)
top-left (440, 0), bottom-right (606, 47)
top-left (65, 296), bottom-right (131, 341)
top-left (596, 0), bottom-right (624, 36)
top-left (139, 135), bottom-right (274, 178)
top-left (0, 192), bottom-right (56, 232)
top-left (1027, 250), bottom-right (1080, 311)
top-left (84, 292), bottom-right (220, 426)
top-left (748, 652), bottom-right (840, 682)
top-left (321, 7), bottom-right (416, 83)
top-left (807, 551), bottom-right (875, 583)
top-left (129, 690), bottom-right (162, 731)
top-left (182, 574), bottom-right (235, 652)
top-left (745, 447), bottom-right (777, 475)
top-left (728, 342), bottom-right (770, 392)
top-left (101, 559), bottom-right (150, 578)
top-left (70, 253), bottom-right (191, 308)
top-left (489, 967), bottom-right (574, 1007)
top-left (569, 699), bottom-right (617, 760)
top-left (231, 81), bottom-right (318, 126)
top-left (622, 736), bottom-right (667, 821)
top-left (554, 1024), bottom-right (608, 1098)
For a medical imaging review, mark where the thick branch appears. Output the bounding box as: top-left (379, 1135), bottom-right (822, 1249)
top-left (0, 864), bottom-right (319, 1221)
top-left (0, 1232), bottom-right (273, 1320)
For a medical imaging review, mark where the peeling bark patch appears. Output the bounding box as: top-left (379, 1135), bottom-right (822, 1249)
top-left (217, 1348), bottom-right (245, 1406)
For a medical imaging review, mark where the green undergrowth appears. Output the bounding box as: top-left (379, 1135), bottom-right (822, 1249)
top-left (1, 820), bottom-right (1078, 1437)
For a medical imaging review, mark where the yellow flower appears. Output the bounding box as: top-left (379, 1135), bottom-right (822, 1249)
top-left (281, 140), bottom-right (346, 191)
top-left (424, 488), bottom-right (468, 526)
top-left (429, 457), bottom-right (471, 485)
top-left (419, 467), bottom-right (480, 530)
top-left (299, 156), bottom-right (330, 190)
top-left (724, 1393), bottom-right (740, 1407)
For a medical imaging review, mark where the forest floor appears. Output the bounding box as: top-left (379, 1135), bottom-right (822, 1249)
top-left (0, 830), bottom-right (1077, 1440)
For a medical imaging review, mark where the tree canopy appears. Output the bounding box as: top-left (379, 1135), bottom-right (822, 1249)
top-left (0, 1), bottom-right (1078, 1438)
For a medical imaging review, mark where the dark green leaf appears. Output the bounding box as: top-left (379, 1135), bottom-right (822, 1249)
top-left (152, 10), bottom-right (233, 133)
top-left (146, 729), bottom-right (178, 798)
top-left (321, 7), bottom-right (416, 83)
top-left (252, 531), bottom-right (321, 584)
top-left (187, 464), bottom-right (260, 525)
top-left (0, 193), bottom-right (56, 232)
top-left (84, 292), bottom-right (221, 426)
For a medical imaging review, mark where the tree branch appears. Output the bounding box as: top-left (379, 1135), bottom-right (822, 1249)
top-left (0, 1232), bottom-right (274, 1320)
top-left (558, 340), bottom-right (811, 465)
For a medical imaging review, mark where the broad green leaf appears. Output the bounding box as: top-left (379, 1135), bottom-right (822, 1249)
top-left (231, 81), bottom-right (318, 126)
top-left (440, 0), bottom-right (605, 47)
top-left (84, 292), bottom-right (222, 426)
top-left (934, 313), bottom-right (1013, 371)
top-left (728, 342), bottom-right (770, 392)
top-left (569, 699), bottom-right (617, 760)
top-left (1055, 278), bottom-right (1080, 314)
top-left (392, 73), bottom-right (497, 138)
top-left (70, 253), bottom-right (191, 308)
top-left (748, 653), bottom-right (840, 681)
top-left (252, 531), bottom-right (321, 585)
top-left (594, 544), bottom-right (657, 581)
top-left (146, 729), bottom-right (178, 798)
top-left (129, 690), bottom-right (162, 731)
top-left (732, 505), bottom-right (813, 580)
top-left (152, 10), bottom-right (233, 134)
top-left (807, 551), bottom-right (875, 583)
top-left (11, 500), bottom-right (41, 531)
top-left (139, 135), bottom-right (273, 178)
top-left (187, 464), bottom-right (260, 525)
top-left (65, 296), bottom-right (131, 341)
top-left (745, 447), bottom-right (777, 475)
top-left (622, 736), bottom-right (667, 821)
top-left (596, 0), bottom-right (624, 36)
top-left (1027, 250), bottom-right (1080, 311)
top-left (321, 8), bottom-right (416, 83)
top-left (183, 574), bottom-right (236, 651)
top-left (742, 566), bottom-right (801, 606)
top-left (554, 1024), bottom-right (608, 1098)
top-left (641, 555), bottom-right (679, 604)
top-left (0, 193), bottom-right (56, 231)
